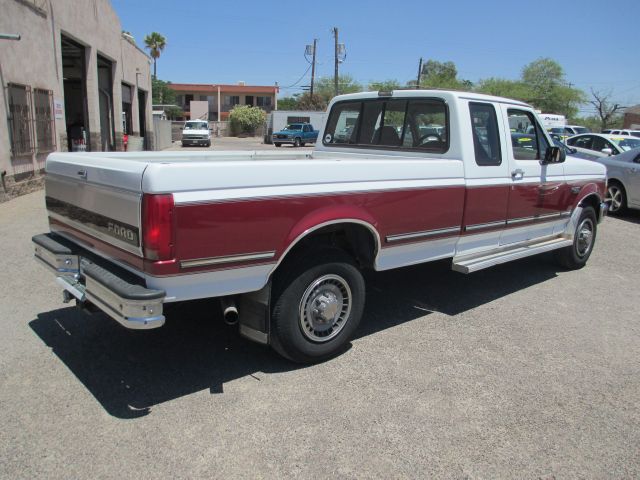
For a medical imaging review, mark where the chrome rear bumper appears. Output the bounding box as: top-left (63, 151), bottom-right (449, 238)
top-left (33, 233), bottom-right (166, 329)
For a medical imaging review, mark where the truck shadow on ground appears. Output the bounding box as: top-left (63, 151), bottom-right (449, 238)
top-left (610, 209), bottom-right (640, 225)
top-left (30, 254), bottom-right (559, 420)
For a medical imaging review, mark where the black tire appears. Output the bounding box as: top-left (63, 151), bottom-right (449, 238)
top-left (300, 142), bottom-right (306, 147)
top-left (206, 141), bottom-right (211, 147)
top-left (293, 137), bottom-right (301, 147)
top-left (556, 206), bottom-right (597, 270)
top-left (270, 249), bottom-right (365, 363)
top-left (606, 181), bottom-right (626, 214)
top-left (274, 143), bottom-right (282, 147)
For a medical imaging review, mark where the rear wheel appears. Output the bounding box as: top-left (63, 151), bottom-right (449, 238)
top-left (606, 181), bottom-right (626, 214)
top-left (274, 143), bottom-right (282, 147)
top-left (270, 249), bottom-right (365, 363)
top-left (556, 206), bottom-right (597, 270)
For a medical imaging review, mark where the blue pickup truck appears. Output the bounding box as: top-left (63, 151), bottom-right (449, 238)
top-left (272, 123), bottom-right (318, 147)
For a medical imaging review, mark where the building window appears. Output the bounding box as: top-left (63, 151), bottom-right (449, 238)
top-left (33, 88), bottom-right (56, 153)
top-left (257, 96), bottom-right (272, 107)
top-left (225, 95), bottom-right (240, 106)
top-left (7, 83), bottom-right (33, 157)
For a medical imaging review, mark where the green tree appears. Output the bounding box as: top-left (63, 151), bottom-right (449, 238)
top-left (151, 78), bottom-right (176, 105)
top-left (314, 75), bottom-right (362, 102)
top-left (296, 93), bottom-right (327, 111)
top-left (520, 58), bottom-right (585, 117)
top-left (144, 32), bottom-right (166, 79)
top-left (367, 79), bottom-right (402, 92)
top-left (412, 60), bottom-right (472, 90)
top-left (277, 96), bottom-right (299, 110)
top-left (475, 77), bottom-right (533, 102)
top-left (228, 105), bottom-right (266, 135)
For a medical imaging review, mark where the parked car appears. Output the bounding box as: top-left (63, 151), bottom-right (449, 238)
top-left (547, 126), bottom-right (590, 142)
top-left (33, 89), bottom-right (606, 363)
top-left (602, 129), bottom-right (640, 138)
top-left (181, 120), bottom-right (211, 147)
top-left (588, 148), bottom-right (640, 213)
top-left (272, 123), bottom-right (318, 147)
top-left (566, 133), bottom-right (640, 158)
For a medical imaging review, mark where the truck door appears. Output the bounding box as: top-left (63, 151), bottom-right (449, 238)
top-left (458, 101), bottom-right (510, 255)
top-left (500, 107), bottom-right (566, 245)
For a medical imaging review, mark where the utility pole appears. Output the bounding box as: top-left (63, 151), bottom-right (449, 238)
top-left (416, 57), bottom-right (423, 89)
top-left (333, 27), bottom-right (339, 97)
top-left (310, 38), bottom-right (317, 97)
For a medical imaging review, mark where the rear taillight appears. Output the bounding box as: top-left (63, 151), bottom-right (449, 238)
top-left (142, 194), bottom-right (175, 261)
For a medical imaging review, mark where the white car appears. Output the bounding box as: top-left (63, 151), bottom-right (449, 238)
top-left (564, 125), bottom-right (590, 136)
top-left (602, 129), bottom-right (640, 138)
top-left (566, 133), bottom-right (640, 158)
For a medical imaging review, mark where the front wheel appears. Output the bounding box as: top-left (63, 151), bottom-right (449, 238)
top-left (274, 143), bottom-right (282, 147)
top-left (293, 137), bottom-right (301, 147)
top-left (606, 182), bottom-right (626, 214)
top-left (556, 206), bottom-right (597, 270)
top-left (270, 250), bottom-right (365, 363)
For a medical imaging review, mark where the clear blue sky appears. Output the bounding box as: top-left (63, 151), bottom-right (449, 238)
top-left (112, 0), bottom-right (640, 114)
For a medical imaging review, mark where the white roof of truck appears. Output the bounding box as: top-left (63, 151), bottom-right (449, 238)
top-left (332, 89), bottom-right (531, 108)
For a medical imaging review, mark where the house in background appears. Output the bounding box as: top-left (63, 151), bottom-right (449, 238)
top-left (623, 105), bottom-right (640, 129)
top-left (0, 0), bottom-right (153, 200)
top-left (169, 83), bottom-right (278, 121)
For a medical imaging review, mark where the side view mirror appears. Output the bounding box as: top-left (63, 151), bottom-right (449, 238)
top-left (601, 147), bottom-right (613, 156)
top-left (543, 146), bottom-right (566, 165)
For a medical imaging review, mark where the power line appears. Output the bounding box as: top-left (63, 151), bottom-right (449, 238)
top-left (280, 64), bottom-right (312, 89)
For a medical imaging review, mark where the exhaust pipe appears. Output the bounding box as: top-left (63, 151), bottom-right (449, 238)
top-left (221, 297), bottom-right (239, 325)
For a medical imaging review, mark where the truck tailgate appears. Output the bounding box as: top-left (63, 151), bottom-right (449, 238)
top-left (44, 153), bottom-right (148, 257)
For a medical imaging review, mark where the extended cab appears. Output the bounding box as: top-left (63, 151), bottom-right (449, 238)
top-left (181, 120), bottom-right (211, 147)
top-left (33, 90), bottom-right (607, 363)
top-left (272, 122), bottom-right (318, 147)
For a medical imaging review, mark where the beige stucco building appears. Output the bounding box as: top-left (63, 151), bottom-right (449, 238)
top-left (0, 0), bottom-right (153, 199)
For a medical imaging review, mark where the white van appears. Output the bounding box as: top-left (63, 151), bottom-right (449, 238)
top-left (181, 120), bottom-right (211, 147)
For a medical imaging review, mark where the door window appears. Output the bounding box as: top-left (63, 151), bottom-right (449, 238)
top-left (507, 109), bottom-right (549, 160)
top-left (568, 135), bottom-right (593, 149)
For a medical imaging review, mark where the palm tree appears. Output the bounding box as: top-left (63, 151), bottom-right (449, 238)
top-left (144, 32), bottom-right (166, 79)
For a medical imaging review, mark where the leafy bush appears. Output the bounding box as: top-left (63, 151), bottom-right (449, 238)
top-left (228, 105), bottom-right (266, 135)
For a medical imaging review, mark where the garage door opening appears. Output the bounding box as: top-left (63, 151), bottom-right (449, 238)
top-left (97, 55), bottom-right (115, 151)
top-left (61, 36), bottom-right (89, 151)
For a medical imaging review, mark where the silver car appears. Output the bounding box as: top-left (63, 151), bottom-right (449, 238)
top-left (593, 148), bottom-right (640, 213)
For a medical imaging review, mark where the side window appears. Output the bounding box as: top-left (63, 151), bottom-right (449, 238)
top-left (591, 136), bottom-right (606, 152)
top-left (570, 135), bottom-right (593, 149)
top-left (469, 102), bottom-right (501, 166)
top-left (323, 102), bottom-right (361, 144)
top-left (507, 109), bottom-right (548, 160)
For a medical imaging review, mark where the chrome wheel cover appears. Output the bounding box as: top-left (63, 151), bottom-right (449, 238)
top-left (606, 185), bottom-right (623, 212)
top-left (298, 274), bottom-right (352, 342)
top-left (576, 217), bottom-right (594, 257)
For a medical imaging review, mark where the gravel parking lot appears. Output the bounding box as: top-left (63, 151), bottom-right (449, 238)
top-left (1, 186), bottom-right (639, 478)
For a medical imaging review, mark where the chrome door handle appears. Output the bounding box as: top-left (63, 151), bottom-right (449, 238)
top-left (511, 169), bottom-right (524, 180)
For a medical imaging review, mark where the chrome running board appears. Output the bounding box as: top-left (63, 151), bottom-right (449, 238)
top-left (452, 236), bottom-right (573, 274)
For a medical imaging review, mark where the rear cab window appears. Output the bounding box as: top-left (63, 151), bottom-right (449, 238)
top-left (323, 97), bottom-right (449, 153)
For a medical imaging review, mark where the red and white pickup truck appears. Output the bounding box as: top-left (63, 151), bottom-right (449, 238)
top-left (33, 90), bottom-right (607, 363)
